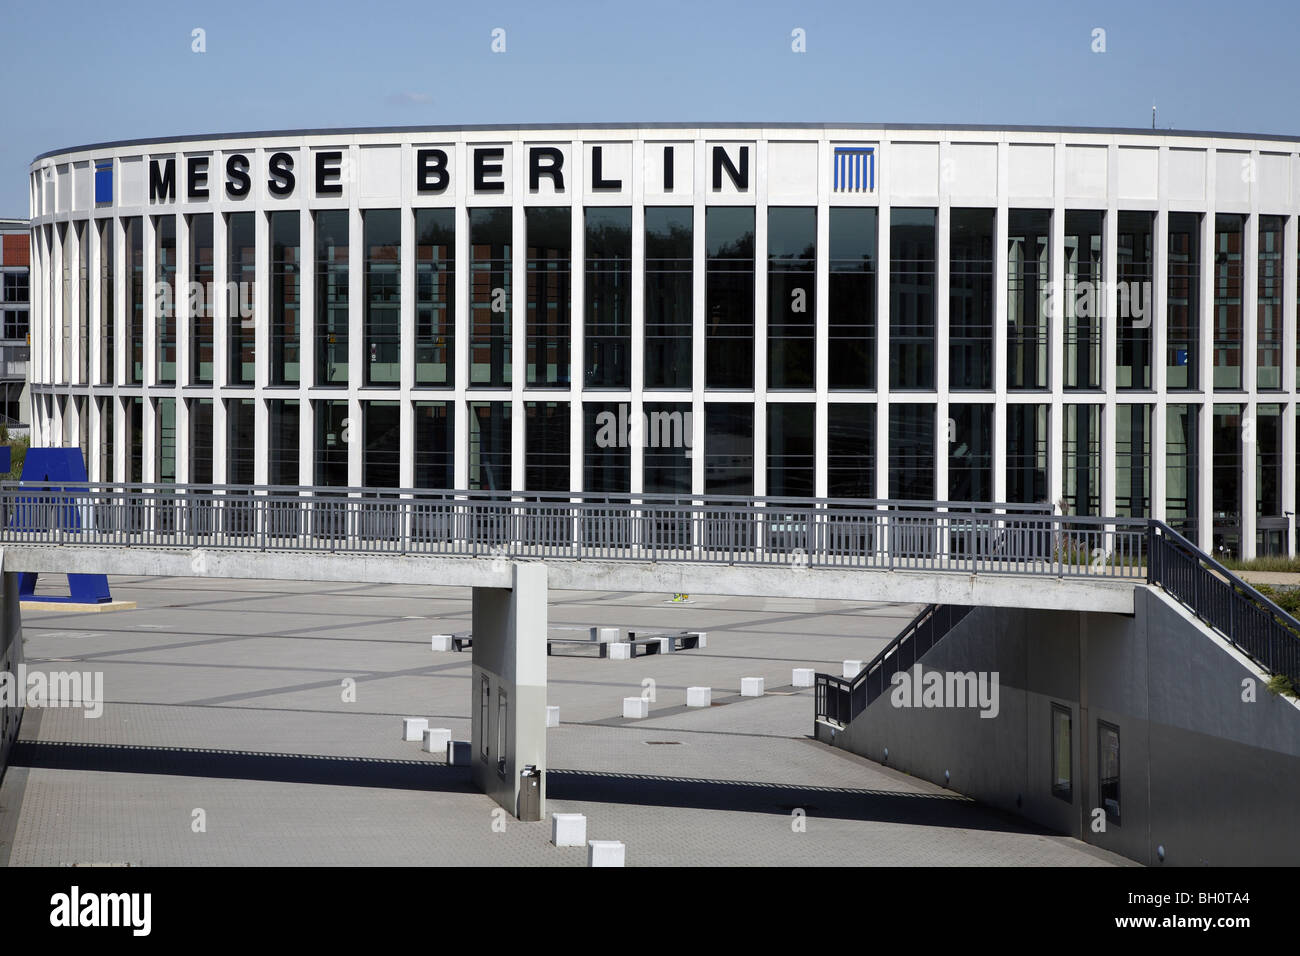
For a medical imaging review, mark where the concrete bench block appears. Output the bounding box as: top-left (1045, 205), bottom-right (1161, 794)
top-left (657, 638), bottom-right (671, 654)
top-left (686, 686), bottom-right (712, 707)
top-left (592, 626), bottom-right (619, 642)
top-left (546, 705), bottom-right (560, 727)
top-left (792, 668), bottom-right (815, 688)
top-left (446, 740), bottom-right (471, 765)
top-left (843, 660), bottom-right (865, 679)
top-left (402, 717), bottom-right (429, 741)
top-left (422, 727), bottom-right (452, 754)
top-left (690, 631), bottom-right (708, 648)
top-left (588, 840), bottom-right (625, 867)
top-left (551, 813), bottom-right (587, 847)
top-left (623, 697), bottom-right (649, 719)
top-left (609, 642), bottom-right (632, 660)
top-left (740, 677), bottom-right (764, 697)
top-left (430, 634), bottom-right (454, 652)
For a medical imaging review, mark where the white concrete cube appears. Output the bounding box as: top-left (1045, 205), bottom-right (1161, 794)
top-left (592, 626), bottom-right (619, 642)
top-left (430, 634), bottom-right (454, 652)
top-left (657, 638), bottom-right (671, 654)
top-left (546, 705), bottom-right (560, 727)
top-left (740, 677), bottom-right (765, 697)
top-left (686, 686), bottom-right (712, 707)
top-left (551, 812), bottom-right (587, 847)
top-left (609, 642), bottom-right (632, 660)
top-left (402, 717), bottom-right (429, 741)
top-left (843, 660), bottom-right (865, 679)
top-left (446, 740), bottom-right (471, 765)
top-left (691, 631), bottom-right (708, 648)
top-left (422, 727), bottom-right (452, 754)
top-left (588, 840), bottom-right (626, 867)
top-left (792, 668), bottom-right (815, 688)
top-left (623, 697), bottom-right (649, 719)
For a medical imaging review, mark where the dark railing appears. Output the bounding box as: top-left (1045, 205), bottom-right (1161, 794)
top-left (0, 482), bottom-right (1148, 579)
top-left (1148, 521), bottom-right (1300, 685)
top-left (816, 604), bottom-right (974, 727)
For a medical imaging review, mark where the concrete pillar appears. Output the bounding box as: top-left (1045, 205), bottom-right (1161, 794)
top-left (470, 562), bottom-right (548, 818)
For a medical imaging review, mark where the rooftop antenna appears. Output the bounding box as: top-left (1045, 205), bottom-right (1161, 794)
top-left (1152, 104), bottom-right (1156, 129)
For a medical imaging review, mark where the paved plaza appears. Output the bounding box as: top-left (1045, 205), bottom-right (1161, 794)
top-left (0, 575), bottom-right (1128, 866)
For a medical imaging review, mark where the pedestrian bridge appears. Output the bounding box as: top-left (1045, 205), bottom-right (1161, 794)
top-left (0, 483), bottom-right (1146, 613)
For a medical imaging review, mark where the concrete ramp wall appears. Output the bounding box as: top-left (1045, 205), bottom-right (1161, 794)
top-left (0, 555), bottom-right (22, 784)
top-left (817, 586), bottom-right (1300, 865)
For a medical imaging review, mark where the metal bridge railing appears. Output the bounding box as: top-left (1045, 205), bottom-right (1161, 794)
top-left (0, 482), bottom-right (1150, 579)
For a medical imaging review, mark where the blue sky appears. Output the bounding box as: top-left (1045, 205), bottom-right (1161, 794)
top-left (2, 0), bottom-right (1297, 215)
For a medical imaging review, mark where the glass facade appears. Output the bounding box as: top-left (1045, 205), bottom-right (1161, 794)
top-left (363, 401), bottom-right (400, 488)
top-left (1167, 212), bottom-right (1201, 390)
top-left (644, 209), bottom-right (692, 389)
top-left (526, 207), bottom-right (570, 388)
top-left (1257, 216), bottom-right (1284, 391)
top-left (705, 208), bottom-right (755, 389)
top-left (1115, 404), bottom-right (1151, 518)
top-left (97, 218), bottom-right (114, 385)
top-left (582, 401), bottom-right (629, 494)
top-left (469, 208), bottom-right (511, 387)
top-left (154, 216), bottom-right (176, 384)
top-left (767, 403), bottom-right (815, 497)
top-left (584, 208), bottom-right (632, 387)
top-left (415, 209), bottom-right (455, 386)
top-left (1212, 403), bottom-right (1242, 557)
top-left (126, 217), bottom-right (143, 385)
top-left (414, 401), bottom-right (453, 490)
top-left (889, 404), bottom-right (935, 500)
top-left (828, 208), bottom-right (877, 390)
top-left (827, 404), bottom-right (875, 499)
top-left (1213, 215), bottom-right (1244, 391)
top-left (189, 214), bottom-right (214, 385)
top-left (364, 210), bottom-right (400, 386)
top-left (226, 398), bottom-right (255, 485)
top-left (1064, 211), bottom-right (1103, 390)
top-left (1063, 403), bottom-right (1102, 516)
top-left (526, 400), bottom-right (570, 492)
top-left (268, 398), bottom-right (300, 485)
top-left (1166, 404), bottom-right (1200, 543)
top-left (314, 399), bottom-right (349, 487)
top-left (704, 403), bottom-right (753, 494)
top-left (469, 401), bottom-right (511, 491)
top-left (315, 210), bottom-right (349, 386)
top-left (227, 212), bottom-right (255, 386)
top-left (1007, 403), bottom-right (1048, 504)
top-left (643, 401), bottom-right (692, 493)
top-left (949, 209), bottom-right (994, 391)
top-left (1257, 403), bottom-right (1285, 555)
top-left (889, 209), bottom-right (936, 390)
top-left (1007, 210), bottom-right (1050, 390)
top-left (188, 397), bottom-right (213, 484)
top-left (1116, 212), bottom-right (1154, 390)
top-left (767, 208), bottom-right (816, 389)
top-left (948, 403), bottom-right (993, 502)
top-left (270, 211), bottom-right (300, 386)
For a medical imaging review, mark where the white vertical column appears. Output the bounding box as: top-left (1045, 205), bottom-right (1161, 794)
top-left (691, 139), bottom-right (706, 495)
top-left (510, 143), bottom-right (526, 491)
top-left (1197, 159), bottom-right (1216, 546)
top-left (992, 141), bottom-right (1009, 503)
top-left (453, 166), bottom-right (470, 489)
top-left (347, 185), bottom-right (363, 488)
top-left (569, 142), bottom-right (585, 494)
top-left (1049, 144), bottom-right (1065, 512)
top-left (300, 206), bottom-right (316, 487)
top-left (1102, 154), bottom-right (1119, 519)
top-left (630, 139), bottom-right (646, 495)
top-left (753, 140), bottom-right (768, 498)
top-left (1284, 208), bottom-right (1298, 554)
top-left (814, 138), bottom-right (830, 499)
top-left (400, 191), bottom-right (415, 489)
top-left (935, 195), bottom-right (951, 503)
top-left (874, 138), bottom-right (892, 500)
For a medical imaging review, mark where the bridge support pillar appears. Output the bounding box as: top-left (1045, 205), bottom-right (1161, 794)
top-left (470, 562), bottom-right (548, 820)
top-left (0, 548), bottom-right (25, 781)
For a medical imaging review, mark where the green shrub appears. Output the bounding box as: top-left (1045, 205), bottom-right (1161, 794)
top-left (1267, 674), bottom-right (1298, 699)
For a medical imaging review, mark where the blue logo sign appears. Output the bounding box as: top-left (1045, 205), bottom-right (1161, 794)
top-left (833, 146), bottom-right (875, 192)
top-left (94, 160), bottom-right (112, 204)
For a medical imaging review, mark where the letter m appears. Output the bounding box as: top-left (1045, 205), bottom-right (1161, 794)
top-left (149, 157), bottom-right (176, 202)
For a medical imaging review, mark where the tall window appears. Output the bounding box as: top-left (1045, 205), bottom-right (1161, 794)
top-left (268, 399), bottom-right (300, 486)
top-left (644, 208), bottom-right (692, 389)
top-left (949, 209), bottom-right (994, 391)
top-left (705, 207), bottom-right (755, 389)
top-left (469, 401), bottom-right (511, 492)
top-left (1064, 211), bottom-right (1103, 390)
top-left (1063, 404), bottom-right (1101, 516)
top-left (315, 210), bottom-right (349, 386)
top-left (226, 398), bottom-right (255, 485)
top-left (526, 207), bottom-right (570, 387)
top-left (704, 404), bottom-right (753, 494)
top-left (767, 403), bottom-right (815, 497)
top-left (413, 401), bottom-right (453, 490)
top-left (270, 211), bottom-right (300, 386)
top-left (126, 217), bottom-right (143, 385)
top-left (363, 401), bottom-right (400, 489)
top-left (1007, 403), bottom-right (1048, 504)
top-left (188, 214), bottom-right (213, 385)
top-left (126, 397), bottom-right (143, 483)
top-left (154, 397), bottom-right (176, 483)
top-left (948, 403), bottom-right (993, 503)
top-left (1166, 404), bottom-right (1199, 543)
top-left (314, 399), bottom-right (349, 487)
top-left (767, 207), bottom-right (816, 389)
top-left (364, 210), bottom-right (400, 386)
top-left (155, 216), bottom-right (176, 384)
top-left (526, 400), bottom-right (570, 492)
top-left (469, 208), bottom-right (512, 387)
top-left (827, 404), bottom-right (875, 499)
top-left (1257, 404), bottom-right (1285, 556)
top-left (1115, 404), bottom-right (1151, 518)
top-left (98, 396), bottom-right (115, 482)
top-left (1007, 210), bottom-right (1050, 390)
top-left (889, 209), bottom-right (936, 390)
top-left (1213, 215), bottom-right (1244, 390)
top-left (643, 402), bottom-right (692, 493)
top-left (828, 208), bottom-right (877, 390)
top-left (1212, 403), bottom-right (1242, 558)
top-left (1116, 212), bottom-right (1154, 390)
top-left (583, 401), bottom-right (630, 494)
top-left (1167, 213), bottom-right (1201, 389)
top-left (585, 208), bottom-right (632, 387)
top-left (227, 212), bottom-right (255, 386)
top-left (1257, 216), bottom-right (1284, 391)
top-left (97, 218), bottom-right (114, 385)
top-left (889, 404), bottom-right (935, 500)
top-left (1051, 704), bottom-right (1072, 802)
top-left (188, 398), bottom-right (213, 484)
top-left (76, 221), bottom-right (88, 384)
top-left (1098, 722), bottom-right (1121, 825)
top-left (415, 209), bottom-right (454, 386)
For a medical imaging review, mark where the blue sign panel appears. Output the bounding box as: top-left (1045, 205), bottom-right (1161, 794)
top-left (94, 159), bottom-right (113, 204)
top-left (833, 146), bottom-right (876, 192)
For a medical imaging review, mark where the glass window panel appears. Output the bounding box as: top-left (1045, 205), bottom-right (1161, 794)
top-left (705, 208), bottom-right (755, 389)
top-left (949, 209), bottom-right (994, 391)
top-left (583, 401), bottom-right (630, 494)
top-left (469, 208), bottom-right (512, 387)
top-left (888, 403), bottom-right (935, 500)
top-left (644, 208), bottom-right (692, 389)
top-left (947, 403), bottom-right (993, 503)
top-left (828, 208), bottom-right (877, 390)
top-left (889, 209), bottom-right (936, 390)
top-left (1064, 210), bottom-right (1103, 390)
top-left (468, 401), bottom-right (511, 491)
top-left (704, 403), bottom-right (753, 494)
top-left (226, 212), bottom-right (255, 386)
top-left (188, 214), bottom-right (213, 384)
top-left (766, 402), bottom-right (815, 497)
top-left (1007, 210), bottom-right (1050, 390)
top-left (767, 207), bottom-right (816, 389)
top-left (1116, 212), bottom-right (1154, 390)
top-left (643, 401), bottom-right (692, 493)
top-left (415, 209), bottom-right (455, 386)
top-left (1257, 216), bottom-right (1284, 391)
top-left (315, 210), bottom-right (349, 386)
top-left (1007, 403), bottom-right (1048, 504)
top-left (270, 211), bottom-right (300, 386)
top-left (364, 209), bottom-right (400, 386)
top-left (827, 404), bottom-right (875, 499)
top-left (363, 401), bottom-right (400, 489)
top-left (1213, 215), bottom-right (1244, 390)
top-left (526, 400), bottom-right (570, 492)
top-left (413, 401), bottom-right (453, 490)
top-left (1167, 212), bottom-right (1201, 390)
top-left (526, 207), bottom-right (571, 388)
top-left (585, 207), bottom-right (632, 388)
